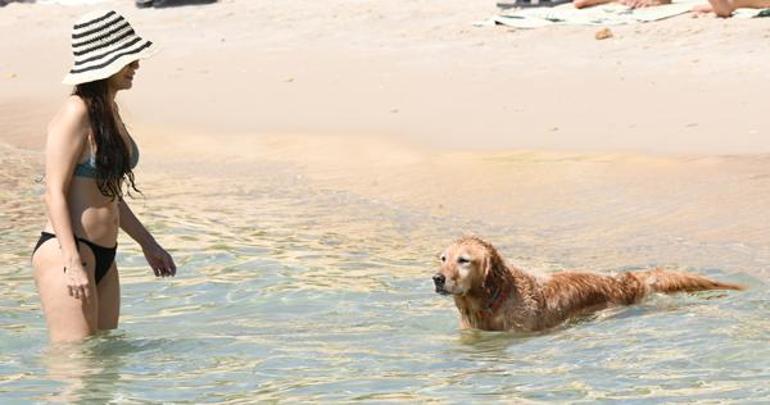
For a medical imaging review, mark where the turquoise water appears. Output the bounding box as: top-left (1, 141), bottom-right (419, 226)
top-left (1, 142), bottom-right (768, 403)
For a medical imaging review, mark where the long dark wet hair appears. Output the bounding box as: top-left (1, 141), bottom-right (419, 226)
top-left (73, 79), bottom-right (139, 200)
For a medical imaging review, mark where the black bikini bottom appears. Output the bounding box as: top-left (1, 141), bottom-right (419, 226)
top-left (33, 232), bottom-right (117, 284)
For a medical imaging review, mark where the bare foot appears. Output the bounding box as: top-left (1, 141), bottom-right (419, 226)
top-left (708, 0), bottom-right (735, 16)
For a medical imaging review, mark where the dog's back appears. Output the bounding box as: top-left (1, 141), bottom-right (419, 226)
top-left (537, 268), bottom-right (744, 329)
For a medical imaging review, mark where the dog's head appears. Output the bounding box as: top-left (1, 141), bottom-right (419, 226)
top-left (433, 236), bottom-right (506, 296)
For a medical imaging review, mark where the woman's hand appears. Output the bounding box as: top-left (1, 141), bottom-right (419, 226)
top-left (142, 241), bottom-right (177, 278)
top-left (64, 260), bottom-right (91, 301)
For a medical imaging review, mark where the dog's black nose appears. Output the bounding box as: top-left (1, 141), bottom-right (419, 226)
top-left (432, 273), bottom-right (445, 286)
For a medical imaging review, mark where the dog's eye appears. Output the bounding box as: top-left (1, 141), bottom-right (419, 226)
top-left (458, 257), bottom-right (470, 264)
top-left (440, 255), bottom-right (446, 263)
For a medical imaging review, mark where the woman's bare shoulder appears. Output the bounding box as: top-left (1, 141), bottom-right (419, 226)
top-left (48, 96), bottom-right (89, 138)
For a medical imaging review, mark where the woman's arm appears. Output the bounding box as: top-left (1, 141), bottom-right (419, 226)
top-left (118, 199), bottom-right (177, 277)
top-left (44, 97), bottom-right (91, 300)
top-left (117, 198), bottom-right (155, 248)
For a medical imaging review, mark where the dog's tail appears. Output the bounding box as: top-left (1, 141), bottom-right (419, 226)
top-left (632, 268), bottom-right (745, 294)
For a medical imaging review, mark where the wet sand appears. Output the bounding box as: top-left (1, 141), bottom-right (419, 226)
top-left (141, 130), bottom-right (770, 279)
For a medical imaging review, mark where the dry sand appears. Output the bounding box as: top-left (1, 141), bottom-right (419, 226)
top-left (1, 0), bottom-right (769, 154)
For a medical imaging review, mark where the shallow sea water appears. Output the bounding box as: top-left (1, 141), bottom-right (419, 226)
top-left (1, 139), bottom-right (768, 403)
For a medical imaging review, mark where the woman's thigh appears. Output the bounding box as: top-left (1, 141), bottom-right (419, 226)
top-left (97, 262), bottom-right (120, 330)
top-left (32, 238), bottom-right (98, 343)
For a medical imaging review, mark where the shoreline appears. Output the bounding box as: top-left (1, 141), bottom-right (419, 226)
top-left (2, 0), bottom-right (769, 281)
top-left (6, 128), bottom-right (768, 281)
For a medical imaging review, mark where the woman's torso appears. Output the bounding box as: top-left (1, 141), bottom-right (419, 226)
top-left (42, 111), bottom-right (137, 247)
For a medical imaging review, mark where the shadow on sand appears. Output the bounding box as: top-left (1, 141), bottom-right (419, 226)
top-left (0, 0), bottom-right (34, 7)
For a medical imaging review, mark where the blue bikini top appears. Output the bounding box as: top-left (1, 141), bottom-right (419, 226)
top-left (74, 136), bottom-right (139, 178)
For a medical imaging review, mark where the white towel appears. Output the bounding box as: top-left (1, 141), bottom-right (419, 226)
top-left (479, 0), bottom-right (765, 28)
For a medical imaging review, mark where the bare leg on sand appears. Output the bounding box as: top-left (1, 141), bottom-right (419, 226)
top-left (695, 0), bottom-right (770, 17)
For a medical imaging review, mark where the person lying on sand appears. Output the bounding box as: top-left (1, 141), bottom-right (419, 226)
top-left (574, 0), bottom-right (670, 9)
top-left (693, 0), bottom-right (770, 17)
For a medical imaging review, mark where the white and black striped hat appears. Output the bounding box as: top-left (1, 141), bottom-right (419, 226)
top-left (63, 10), bottom-right (158, 86)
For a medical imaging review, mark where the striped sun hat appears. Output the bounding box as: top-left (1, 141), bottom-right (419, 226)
top-left (62, 10), bottom-right (158, 86)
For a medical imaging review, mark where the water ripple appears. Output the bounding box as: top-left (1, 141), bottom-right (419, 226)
top-left (1, 142), bottom-right (768, 402)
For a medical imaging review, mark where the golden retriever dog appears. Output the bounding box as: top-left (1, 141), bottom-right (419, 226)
top-left (433, 236), bottom-right (744, 332)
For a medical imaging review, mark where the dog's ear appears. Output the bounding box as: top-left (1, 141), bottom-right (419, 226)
top-left (481, 243), bottom-right (506, 290)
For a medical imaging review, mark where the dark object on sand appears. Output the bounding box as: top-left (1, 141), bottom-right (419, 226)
top-left (1, 0), bottom-right (36, 7)
top-left (136, 0), bottom-right (217, 8)
top-left (497, 0), bottom-right (572, 8)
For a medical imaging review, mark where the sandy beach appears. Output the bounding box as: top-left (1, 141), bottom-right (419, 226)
top-left (1, 0), bottom-right (770, 153)
top-left (1, 0), bottom-right (769, 402)
top-left (3, 0), bottom-right (769, 273)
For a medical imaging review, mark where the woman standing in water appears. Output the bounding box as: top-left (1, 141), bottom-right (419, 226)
top-left (32, 10), bottom-right (176, 343)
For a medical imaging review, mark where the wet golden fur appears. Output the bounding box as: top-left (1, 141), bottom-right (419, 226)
top-left (433, 236), bottom-right (744, 332)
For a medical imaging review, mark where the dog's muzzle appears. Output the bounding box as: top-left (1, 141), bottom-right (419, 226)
top-left (433, 273), bottom-right (449, 295)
